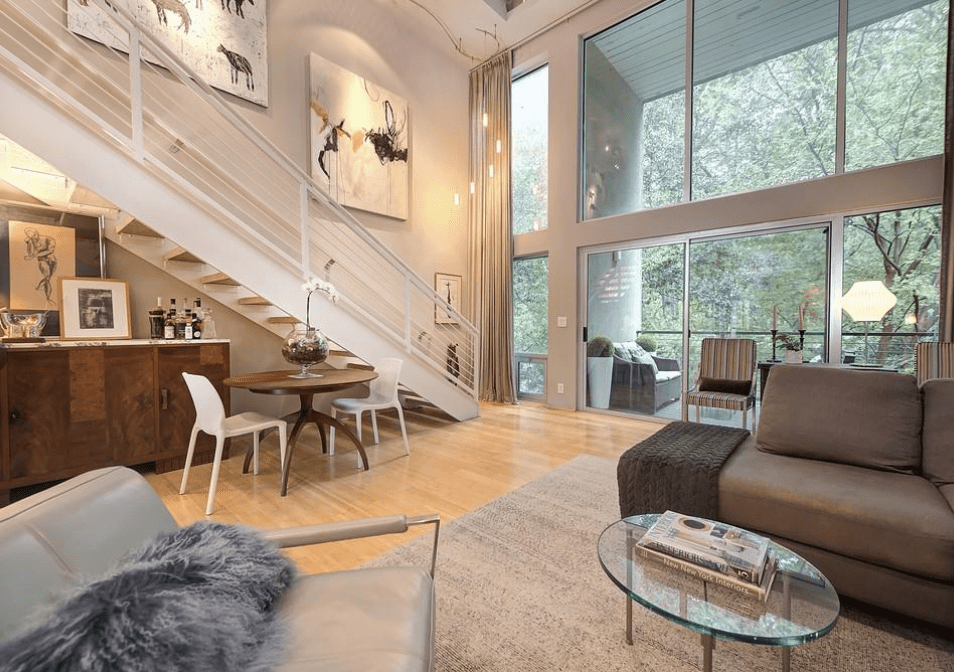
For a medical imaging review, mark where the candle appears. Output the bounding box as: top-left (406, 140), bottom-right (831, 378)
top-left (798, 305), bottom-right (804, 330)
top-left (772, 305), bottom-right (778, 331)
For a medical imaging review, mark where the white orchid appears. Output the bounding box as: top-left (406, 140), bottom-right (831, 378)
top-left (301, 276), bottom-right (338, 328)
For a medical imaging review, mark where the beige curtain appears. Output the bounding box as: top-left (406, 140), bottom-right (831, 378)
top-left (468, 52), bottom-right (517, 403)
top-left (941, 1), bottom-right (954, 341)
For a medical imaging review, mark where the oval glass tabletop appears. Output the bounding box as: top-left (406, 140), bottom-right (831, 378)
top-left (598, 514), bottom-right (840, 647)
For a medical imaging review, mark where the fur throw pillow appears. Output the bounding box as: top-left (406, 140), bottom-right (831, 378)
top-left (0, 521), bottom-right (296, 672)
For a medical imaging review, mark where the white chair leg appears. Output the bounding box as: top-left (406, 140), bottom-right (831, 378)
top-left (329, 408), bottom-right (337, 456)
top-left (395, 403), bottom-right (410, 455)
top-left (371, 409), bottom-right (379, 444)
top-left (355, 411), bottom-right (363, 443)
top-left (179, 423), bottom-right (201, 494)
top-left (694, 404), bottom-right (700, 423)
top-left (252, 432), bottom-right (260, 475)
top-left (205, 435), bottom-right (227, 516)
top-left (742, 407), bottom-right (747, 430)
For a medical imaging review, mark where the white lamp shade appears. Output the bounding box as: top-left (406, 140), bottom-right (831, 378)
top-left (842, 281), bottom-right (897, 322)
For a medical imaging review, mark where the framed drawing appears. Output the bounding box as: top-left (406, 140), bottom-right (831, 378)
top-left (0, 210), bottom-right (103, 337)
top-left (435, 273), bottom-right (461, 324)
top-left (309, 53), bottom-right (409, 220)
top-left (58, 277), bottom-right (131, 340)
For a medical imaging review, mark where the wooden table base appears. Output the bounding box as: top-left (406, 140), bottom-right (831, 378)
top-left (242, 392), bottom-right (369, 496)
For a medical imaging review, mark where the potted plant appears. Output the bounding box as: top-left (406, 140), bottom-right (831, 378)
top-left (635, 334), bottom-right (657, 353)
top-left (586, 335), bottom-right (615, 409)
top-left (773, 333), bottom-right (803, 363)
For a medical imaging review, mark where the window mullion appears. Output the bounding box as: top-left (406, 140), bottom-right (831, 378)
top-left (683, 0), bottom-right (694, 203)
top-left (835, 0), bottom-right (848, 174)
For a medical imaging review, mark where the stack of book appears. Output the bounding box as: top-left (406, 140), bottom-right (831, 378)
top-left (636, 510), bottom-right (778, 601)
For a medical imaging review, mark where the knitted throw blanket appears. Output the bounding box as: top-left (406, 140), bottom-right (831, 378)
top-left (617, 421), bottom-right (750, 520)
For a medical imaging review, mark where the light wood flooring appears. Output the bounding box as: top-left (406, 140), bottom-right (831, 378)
top-left (145, 402), bottom-right (663, 574)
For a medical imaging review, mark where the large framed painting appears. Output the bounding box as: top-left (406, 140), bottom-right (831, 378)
top-left (0, 210), bottom-right (103, 337)
top-left (309, 53), bottom-right (409, 220)
top-left (67, 0), bottom-right (268, 107)
top-left (58, 277), bottom-right (131, 340)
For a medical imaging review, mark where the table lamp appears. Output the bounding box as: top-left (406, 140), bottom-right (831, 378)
top-left (841, 281), bottom-right (897, 365)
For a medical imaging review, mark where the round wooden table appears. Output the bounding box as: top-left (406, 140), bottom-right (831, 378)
top-left (224, 364), bottom-right (377, 496)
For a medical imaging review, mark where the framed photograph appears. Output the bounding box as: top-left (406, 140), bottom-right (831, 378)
top-left (58, 277), bottom-right (131, 340)
top-left (435, 273), bottom-right (462, 324)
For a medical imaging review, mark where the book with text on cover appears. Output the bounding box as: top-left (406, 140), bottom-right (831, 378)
top-left (638, 510), bottom-right (771, 584)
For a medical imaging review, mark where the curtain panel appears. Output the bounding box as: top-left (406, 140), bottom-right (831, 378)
top-left (468, 52), bottom-right (517, 403)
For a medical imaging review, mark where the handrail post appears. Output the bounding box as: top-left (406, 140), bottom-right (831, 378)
top-left (300, 182), bottom-right (310, 277)
top-left (128, 31), bottom-right (144, 161)
top-left (405, 275), bottom-right (413, 351)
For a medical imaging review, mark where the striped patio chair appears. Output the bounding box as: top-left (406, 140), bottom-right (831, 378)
top-left (915, 341), bottom-right (954, 386)
top-left (685, 338), bottom-right (757, 429)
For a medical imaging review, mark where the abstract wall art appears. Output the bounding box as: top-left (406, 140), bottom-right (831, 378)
top-left (67, 0), bottom-right (268, 107)
top-left (309, 53), bottom-right (409, 220)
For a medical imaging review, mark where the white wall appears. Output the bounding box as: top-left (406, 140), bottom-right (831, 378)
top-left (511, 0), bottom-right (944, 410)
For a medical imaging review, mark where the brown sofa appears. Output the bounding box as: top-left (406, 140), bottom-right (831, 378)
top-left (611, 341), bottom-right (681, 413)
top-left (717, 364), bottom-right (954, 628)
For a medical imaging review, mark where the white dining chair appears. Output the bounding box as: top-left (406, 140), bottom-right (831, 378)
top-left (329, 358), bottom-right (410, 457)
top-left (179, 372), bottom-right (288, 515)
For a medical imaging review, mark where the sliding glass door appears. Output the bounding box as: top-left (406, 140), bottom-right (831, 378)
top-left (584, 241), bottom-right (685, 418)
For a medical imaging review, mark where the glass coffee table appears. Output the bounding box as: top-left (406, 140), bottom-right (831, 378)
top-left (598, 514), bottom-right (840, 672)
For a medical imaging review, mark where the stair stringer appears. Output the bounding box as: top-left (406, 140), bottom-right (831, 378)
top-left (0, 64), bottom-right (478, 421)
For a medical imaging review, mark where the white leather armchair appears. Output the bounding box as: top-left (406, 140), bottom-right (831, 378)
top-left (0, 467), bottom-right (439, 672)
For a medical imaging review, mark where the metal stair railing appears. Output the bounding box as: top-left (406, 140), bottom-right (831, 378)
top-left (0, 0), bottom-right (478, 400)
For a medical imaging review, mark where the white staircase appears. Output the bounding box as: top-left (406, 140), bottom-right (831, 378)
top-left (0, 0), bottom-right (479, 421)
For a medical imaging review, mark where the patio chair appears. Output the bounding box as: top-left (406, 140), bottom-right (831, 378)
top-left (685, 338), bottom-right (757, 429)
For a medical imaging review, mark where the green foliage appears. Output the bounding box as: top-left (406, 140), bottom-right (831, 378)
top-left (635, 334), bottom-right (657, 352)
top-left (586, 335), bottom-right (614, 357)
top-left (773, 333), bottom-right (803, 351)
top-left (513, 256), bottom-right (548, 355)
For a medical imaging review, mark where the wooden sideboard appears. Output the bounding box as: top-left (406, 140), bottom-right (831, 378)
top-left (0, 339), bottom-right (230, 504)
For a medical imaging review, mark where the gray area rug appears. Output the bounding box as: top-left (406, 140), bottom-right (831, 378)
top-left (363, 454), bottom-right (954, 672)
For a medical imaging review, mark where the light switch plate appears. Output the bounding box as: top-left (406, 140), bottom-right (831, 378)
top-left (557, 316), bottom-right (568, 328)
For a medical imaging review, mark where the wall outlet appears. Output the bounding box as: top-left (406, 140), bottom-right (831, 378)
top-left (557, 316), bottom-right (568, 327)
top-left (557, 382), bottom-right (565, 394)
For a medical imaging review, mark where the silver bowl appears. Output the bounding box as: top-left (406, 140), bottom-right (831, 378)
top-left (0, 312), bottom-right (47, 338)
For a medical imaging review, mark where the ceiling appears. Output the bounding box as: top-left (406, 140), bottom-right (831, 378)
top-left (381, 0), bottom-right (600, 63)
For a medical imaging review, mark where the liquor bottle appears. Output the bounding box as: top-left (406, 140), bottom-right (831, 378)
top-left (163, 303), bottom-right (176, 340)
top-left (174, 298), bottom-right (189, 340)
top-left (191, 299), bottom-right (203, 339)
top-left (148, 296), bottom-right (165, 339)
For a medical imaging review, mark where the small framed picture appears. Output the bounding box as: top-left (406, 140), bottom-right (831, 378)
top-left (434, 273), bottom-right (462, 324)
top-left (58, 277), bottom-right (131, 340)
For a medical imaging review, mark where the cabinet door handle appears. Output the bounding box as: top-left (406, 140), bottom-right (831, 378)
top-left (161, 388), bottom-right (169, 410)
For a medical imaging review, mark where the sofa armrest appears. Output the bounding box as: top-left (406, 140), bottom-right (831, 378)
top-left (261, 514), bottom-right (441, 575)
top-left (652, 355), bottom-right (680, 372)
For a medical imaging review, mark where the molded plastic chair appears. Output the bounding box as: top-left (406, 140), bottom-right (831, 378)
top-left (685, 338), bottom-right (757, 429)
top-left (329, 358), bottom-right (410, 457)
top-left (179, 372), bottom-right (288, 515)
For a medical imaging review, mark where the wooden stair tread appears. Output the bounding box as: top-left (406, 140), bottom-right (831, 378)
top-left (238, 296), bottom-right (272, 306)
top-left (200, 272), bottom-right (240, 286)
top-left (329, 348), bottom-right (354, 357)
top-left (267, 316), bottom-right (299, 324)
top-left (163, 247), bottom-right (203, 264)
top-left (116, 220), bottom-right (163, 238)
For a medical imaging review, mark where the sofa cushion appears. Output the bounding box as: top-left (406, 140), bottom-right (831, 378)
top-left (698, 376), bottom-right (751, 396)
top-left (719, 441), bottom-right (954, 581)
top-left (274, 566), bottom-right (435, 672)
top-left (922, 378), bottom-right (954, 487)
top-left (757, 366), bottom-right (922, 473)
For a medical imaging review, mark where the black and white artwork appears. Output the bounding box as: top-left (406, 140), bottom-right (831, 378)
top-left (78, 288), bottom-right (115, 329)
top-left (8, 221), bottom-right (76, 311)
top-left (309, 53), bottom-right (409, 220)
top-left (67, 0), bottom-right (268, 107)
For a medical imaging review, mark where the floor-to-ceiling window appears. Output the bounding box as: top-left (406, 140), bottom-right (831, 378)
top-left (512, 65), bottom-right (549, 398)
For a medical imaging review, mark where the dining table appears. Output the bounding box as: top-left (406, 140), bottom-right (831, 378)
top-left (224, 364), bottom-right (378, 496)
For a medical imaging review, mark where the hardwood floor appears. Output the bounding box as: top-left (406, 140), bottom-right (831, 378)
top-left (145, 402), bottom-right (663, 574)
